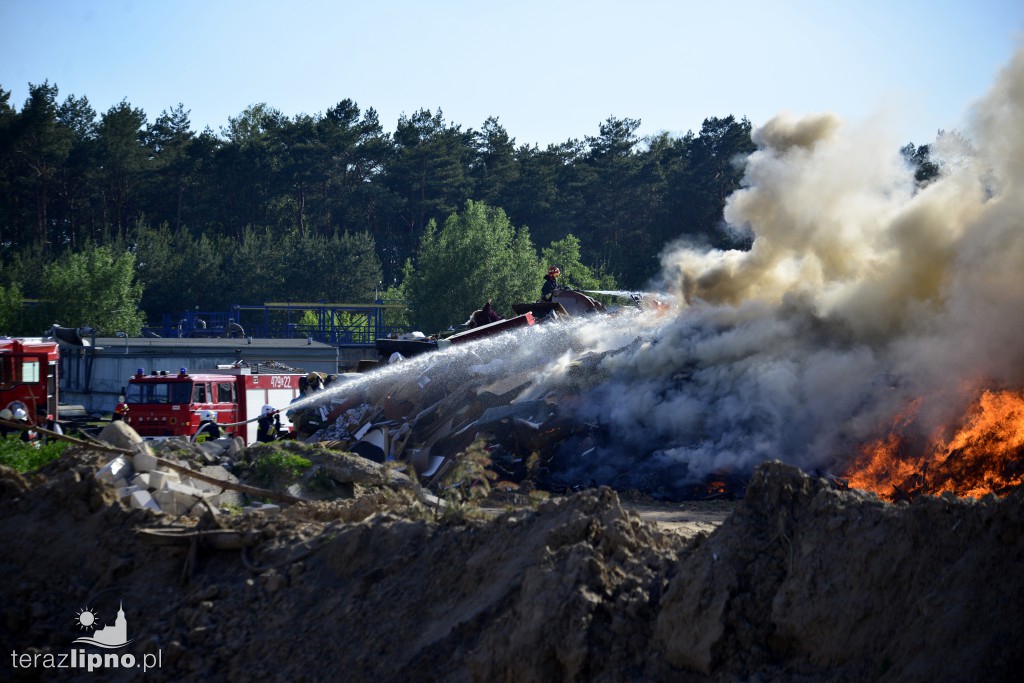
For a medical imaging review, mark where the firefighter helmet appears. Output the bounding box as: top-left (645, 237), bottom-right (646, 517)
top-left (547, 266), bottom-right (561, 278)
top-left (12, 407), bottom-right (28, 421)
top-left (198, 409), bottom-right (216, 422)
top-left (261, 404), bottom-right (276, 417)
top-left (0, 408), bottom-right (11, 421)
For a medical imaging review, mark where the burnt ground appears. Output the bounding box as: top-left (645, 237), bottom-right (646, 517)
top-left (2, 446), bottom-right (1023, 682)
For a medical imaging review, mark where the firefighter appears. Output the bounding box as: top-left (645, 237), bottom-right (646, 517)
top-left (12, 406), bottom-right (36, 444)
top-left (256, 404), bottom-right (281, 443)
top-left (193, 409), bottom-right (222, 442)
top-left (540, 266), bottom-right (561, 302)
top-left (305, 372), bottom-right (326, 394)
top-left (467, 300), bottom-right (503, 328)
top-left (36, 405), bottom-right (63, 442)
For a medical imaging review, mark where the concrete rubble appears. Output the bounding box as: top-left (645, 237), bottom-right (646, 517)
top-left (89, 418), bottom-right (424, 517)
top-left (91, 422), bottom-right (259, 516)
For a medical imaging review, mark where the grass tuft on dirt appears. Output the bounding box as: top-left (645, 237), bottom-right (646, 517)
top-left (0, 436), bottom-right (67, 473)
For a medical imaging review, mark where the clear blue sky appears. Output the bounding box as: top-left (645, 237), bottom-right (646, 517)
top-left (2, 0), bottom-right (1022, 147)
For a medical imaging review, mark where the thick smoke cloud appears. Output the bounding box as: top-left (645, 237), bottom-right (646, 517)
top-left (556, 42), bottom-right (1024, 492)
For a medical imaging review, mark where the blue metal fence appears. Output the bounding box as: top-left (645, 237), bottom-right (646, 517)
top-left (147, 301), bottom-right (409, 346)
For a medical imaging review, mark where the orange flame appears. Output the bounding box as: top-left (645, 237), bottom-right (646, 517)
top-left (705, 480), bottom-right (728, 496)
top-left (846, 389), bottom-right (1024, 500)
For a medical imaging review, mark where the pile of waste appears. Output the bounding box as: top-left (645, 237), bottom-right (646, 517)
top-left (284, 307), bottom-right (699, 498)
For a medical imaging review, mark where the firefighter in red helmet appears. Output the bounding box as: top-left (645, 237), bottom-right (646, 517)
top-left (540, 265), bottom-right (561, 303)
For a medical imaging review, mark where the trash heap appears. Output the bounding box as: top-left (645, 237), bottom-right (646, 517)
top-left (283, 311), bottom-right (667, 496)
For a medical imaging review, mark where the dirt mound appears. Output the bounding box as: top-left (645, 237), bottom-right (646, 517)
top-left (655, 462), bottom-right (1024, 680)
top-left (3, 450), bottom-right (1022, 682)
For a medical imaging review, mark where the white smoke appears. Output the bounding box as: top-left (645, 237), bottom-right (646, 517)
top-left (553, 42), bottom-right (1024, 493)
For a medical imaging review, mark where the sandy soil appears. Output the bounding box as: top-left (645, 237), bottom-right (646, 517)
top-left (624, 500), bottom-right (737, 538)
top-left (2, 444), bottom-right (1022, 683)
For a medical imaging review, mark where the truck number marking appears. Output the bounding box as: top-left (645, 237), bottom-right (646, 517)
top-left (270, 376), bottom-right (293, 388)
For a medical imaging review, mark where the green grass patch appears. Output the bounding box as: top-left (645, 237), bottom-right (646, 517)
top-left (251, 451), bottom-right (312, 488)
top-left (0, 436), bottom-right (68, 473)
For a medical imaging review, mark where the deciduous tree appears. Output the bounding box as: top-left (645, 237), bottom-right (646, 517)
top-left (540, 234), bottom-right (616, 293)
top-left (403, 200), bottom-right (538, 332)
top-left (41, 244), bottom-right (145, 334)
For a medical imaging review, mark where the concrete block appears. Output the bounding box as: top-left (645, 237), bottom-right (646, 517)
top-left (129, 489), bottom-right (161, 512)
top-left (197, 465), bottom-right (239, 491)
top-left (149, 469), bottom-right (181, 490)
top-left (149, 481), bottom-right (201, 511)
top-left (131, 473), bottom-right (151, 489)
top-left (97, 420), bottom-right (144, 450)
top-left (180, 476), bottom-right (216, 497)
top-left (226, 436), bottom-right (245, 460)
top-left (211, 490), bottom-right (244, 508)
top-left (97, 456), bottom-right (134, 484)
top-left (116, 484), bottom-right (142, 499)
top-left (197, 444), bottom-right (228, 468)
top-left (196, 449), bottom-right (220, 465)
top-left (133, 443), bottom-right (159, 472)
top-left (169, 480), bottom-right (202, 497)
top-left (153, 486), bottom-right (198, 515)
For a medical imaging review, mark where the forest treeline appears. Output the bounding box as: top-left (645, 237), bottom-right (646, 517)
top-left (0, 81), bottom-right (939, 335)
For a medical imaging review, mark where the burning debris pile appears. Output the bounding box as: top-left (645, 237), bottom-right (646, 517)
top-left (846, 389), bottom-right (1024, 500)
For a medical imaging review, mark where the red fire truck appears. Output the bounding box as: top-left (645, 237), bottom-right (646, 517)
top-left (116, 365), bottom-right (306, 442)
top-left (0, 337), bottom-right (60, 422)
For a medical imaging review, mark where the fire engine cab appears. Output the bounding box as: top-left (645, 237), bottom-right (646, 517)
top-left (0, 337), bottom-right (60, 423)
top-left (116, 365), bottom-right (305, 443)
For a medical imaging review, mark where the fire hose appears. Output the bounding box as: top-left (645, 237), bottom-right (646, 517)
top-left (213, 410), bottom-right (278, 429)
top-left (190, 409), bottom-right (281, 443)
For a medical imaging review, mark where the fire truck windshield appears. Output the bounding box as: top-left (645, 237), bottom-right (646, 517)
top-left (125, 381), bottom-right (193, 405)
